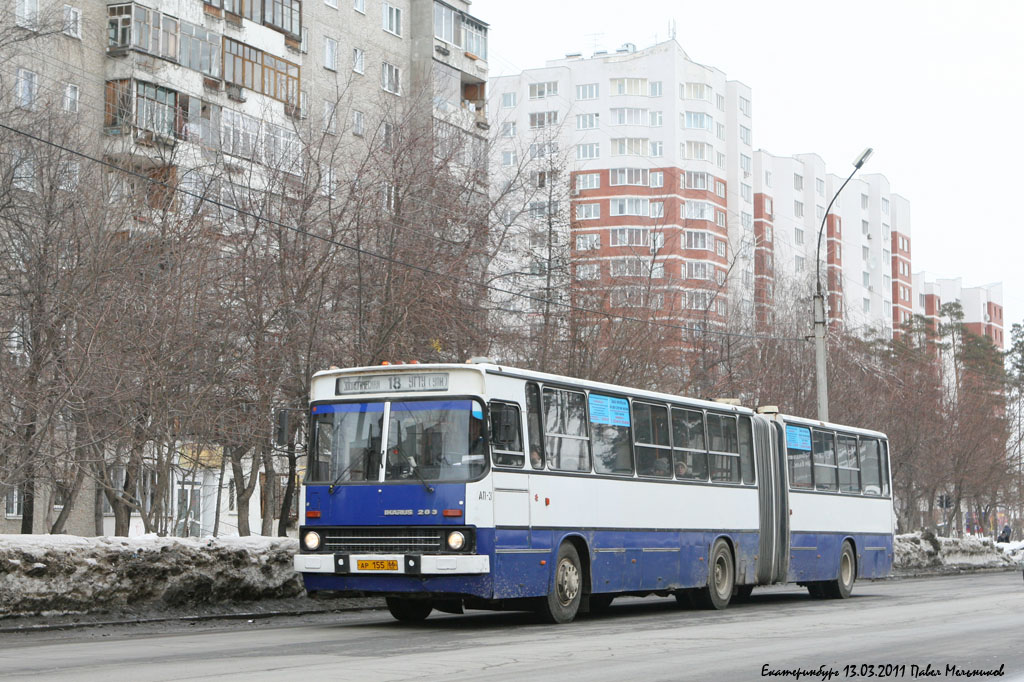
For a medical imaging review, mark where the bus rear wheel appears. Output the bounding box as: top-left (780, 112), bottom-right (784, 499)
top-left (538, 543), bottom-right (583, 624)
top-left (825, 542), bottom-right (856, 599)
top-left (694, 539), bottom-right (734, 610)
top-left (386, 597), bottom-right (433, 622)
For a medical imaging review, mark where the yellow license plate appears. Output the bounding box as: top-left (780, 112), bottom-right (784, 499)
top-left (357, 559), bottom-right (399, 571)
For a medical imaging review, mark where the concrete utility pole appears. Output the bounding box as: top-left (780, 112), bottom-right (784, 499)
top-left (813, 147), bottom-right (873, 422)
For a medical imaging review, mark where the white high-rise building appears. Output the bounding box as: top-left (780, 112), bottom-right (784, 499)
top-left (489, 40), bottom-right (754, 336)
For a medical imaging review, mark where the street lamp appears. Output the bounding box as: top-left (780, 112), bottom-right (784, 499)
top-left (813, 147), bottom-right (872, 422)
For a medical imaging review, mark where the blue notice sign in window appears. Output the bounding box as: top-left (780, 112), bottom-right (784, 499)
top-left (589, 394), bottom-right (631, 427)
top-left (786, 425), bottom-right (812, 451)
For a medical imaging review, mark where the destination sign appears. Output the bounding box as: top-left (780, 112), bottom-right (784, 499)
top-left (335, 373), bottom-right (449, 395)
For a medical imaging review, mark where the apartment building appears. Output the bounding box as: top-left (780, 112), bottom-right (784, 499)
top-left (488, 40), bottom-right (755, 338)
top-left (753, 150), bottom-right (912, 338)
top-left (1, 0), bottom-right (489, 535)
top-left (912, 275), bottom-right (1004, 349)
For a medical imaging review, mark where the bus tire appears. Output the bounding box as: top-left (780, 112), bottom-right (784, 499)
top-left (538, 543), bottom-right (583, 624)
top-left (825, 542), bottom-right (856, 599)
top-left (385, 597), bottom-right (433, 622)
top-left (694, 539), bottom-right (734, 610)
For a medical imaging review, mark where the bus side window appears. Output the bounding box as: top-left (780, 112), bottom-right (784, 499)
top-left (671, 407), bottom-right (708, 481)
top-left (738, 416), bottom-right (756, 484)
top-left (634, 402), bottom-right (670, 477)
top-left (707, 413), bottom-right (741, 483)
top-left (837, 435), bottom-right (860, 493)
top-left (785, 424), bottom-right (813, 489)
top-left (858, 438), bottom-right (882, 495)
top-left (525, 383), bottom-right (544, 470)
top-left (881, 441), bottom-right (890, 496)
top-left (490, 402), bottom-right (524, 467)
top-left (590, 394), bottom-right (634, 475)
top-left (812, 430), bottom-right (838, 491)
top-left (542, 387), bottom-right (591, 472)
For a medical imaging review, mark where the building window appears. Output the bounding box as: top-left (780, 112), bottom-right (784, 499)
top-left (501, 92), bottom-right (516, 108)
top-left (63, 5), bottom-right (81, 38)
top-left (650, 201), bottom-right (664, 218)
top-left (739, 125), bottom-right (751, 145)
top-left (717, 240), bottom-right (727, 257)
top-left (325, 0), bottom-right (337, 7)
top-left (739, 96), bottom-right (751, 116)
top-left (650, 141), bottom-right (663, 157)
top-left (685, 82), bottom-right (711, 101)
top-left (861, 193), bottom-right (869, 209)
top-left (500, 121), bottom-right (516, 137)
top-left (352, 47), bottom-right (364, 73)
top-left (62, 83), bottom-right (79, 112)
top-left (220, 108), bottom-right (260, 158)
top-left (381, 62), bottom-right (401, 94)
top-left (529, 111), bottom-right (558, 129)
top-left (610, 168), bottom-right (649, 186)
top-left (649, 81), bottom-right (662, 97)
top-left (684, 141), bottom-right (712, 161)
top-left (716, 93), bottom-right (725, 111)
top-left (610, 198), bottom-right (650, 217)
top-left (265, 0), bottom-right (301, 37)
top-left (575, 203), bottom-right (600, 220)
top-left (610, 78), bottom-right (647, 96)
top-left (650, 171), bottom-right (663, 188)
top-left (323, 101), bottom-right (337, 133)
top-left (576, 143), bottom-right (599, 160)
top-left (649, 111), bottom-right (663, 127)
top-left (576, 263), bottom-right (600, 280)
top-left (12, 150), bottom-right (36, 193)
top-left (576, 233), bottom-right (600, 250)
top-left (575, 173), bottom-right (600, 190)
top-left (683, 170), bottom-right (708, 190)
top-left (715, 211), bottom-right (726, 227)
top-left (529, 81), bottom-right (558, 99)
top-left (352, 109), bottom-right (365, 136)
top-left (684, 111), bottom-right (713, 130)
top-left (223, 37), bottom-right (300, 106)
top-left (16, 0), bottom-right (39, 28)
top-left (740, 183), bottom-right (751, 202)
top-left (816, 177), bottom-right (825, 196)
top-left (382, 2), bottom-right (401, 35)
top-left (180, 21), bottom-right (220, 77)
top-left (611, 138), bottom-right (648, 156)
top-left (576, 113), bottom-right (599, 130)
top-left (575, 83), bottom-right (598, 100)
top-left (323, 37), bottom-right (337, 70)
top-left (135, 81), bottom-right (180, 139)
top-left (15, 68), bottom-right (38, 110)
top-left (353, 0), bottom-right (364, 12)
top-left (501, 150), bottom-right (517, 167)
top-left (684, 201), bottom-right (714, 221)
top-left (794, 174), bottom-right (803, 191)
top-left (794, 201), bottom-right (804, 218)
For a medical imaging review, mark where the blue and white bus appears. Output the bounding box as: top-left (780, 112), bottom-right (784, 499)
top-left (293, 362), bottom-right (894, 623)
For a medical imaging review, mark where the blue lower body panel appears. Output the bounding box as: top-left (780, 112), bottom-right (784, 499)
top-left (788, 532), bottom-right (893, 582)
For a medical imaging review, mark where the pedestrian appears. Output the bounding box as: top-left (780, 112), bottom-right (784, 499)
top-left (997, 524), bottom-right (1011, 543)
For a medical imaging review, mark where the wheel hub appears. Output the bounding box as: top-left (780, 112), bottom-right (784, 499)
top-left (556, 558), bottom-right (581, 605)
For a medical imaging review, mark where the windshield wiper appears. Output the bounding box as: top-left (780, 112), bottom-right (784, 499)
top-left (406, 456), bottom-right (435, 494)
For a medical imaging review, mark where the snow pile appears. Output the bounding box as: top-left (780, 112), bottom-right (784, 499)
top-left (894, 531), bottom-right (1019, 570)
top-left (997, 539), bottom-right (1024, 564)
top-left (0, 534), bottom-right (302, 617)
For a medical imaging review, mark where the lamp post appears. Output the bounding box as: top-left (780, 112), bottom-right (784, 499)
top-left (813, 147), bottom-right (873, 422)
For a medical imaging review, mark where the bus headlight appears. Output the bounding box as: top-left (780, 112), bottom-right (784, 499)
top-left (447, 531), bottom-right (466, 551)
top-left (303, 531), bottom-right (321, 551)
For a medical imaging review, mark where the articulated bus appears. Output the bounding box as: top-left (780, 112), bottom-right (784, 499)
top-left (293, 362), bottom-right (894, 623)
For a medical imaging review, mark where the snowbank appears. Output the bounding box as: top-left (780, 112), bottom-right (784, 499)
top-left (0, 534), bottom-right (302, 617)
top-left (894, 531), bottom-right (1020, 570)
top-left (2, 532), bottom-right (1021, 618)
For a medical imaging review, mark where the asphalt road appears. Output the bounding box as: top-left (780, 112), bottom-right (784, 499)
top-left (1, 571), bottom-right (1022, 682)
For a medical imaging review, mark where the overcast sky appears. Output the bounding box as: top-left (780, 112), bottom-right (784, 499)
top-left (472, 0), bottom-right (1024, 337)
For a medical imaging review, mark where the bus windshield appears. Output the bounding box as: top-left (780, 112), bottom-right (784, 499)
top-left (308, 399), bottom-right (487, 484)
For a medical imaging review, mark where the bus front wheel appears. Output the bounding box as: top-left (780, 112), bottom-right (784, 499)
top-left (694, 539), bottom-right (734, 610)
top-left (385, 597), bottom-right (433, 622)
top-left (539, 543), bottom-right (583, 624)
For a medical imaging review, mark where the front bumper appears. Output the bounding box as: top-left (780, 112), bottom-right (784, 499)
top-left (294, 553), bottom-right (490, 575)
